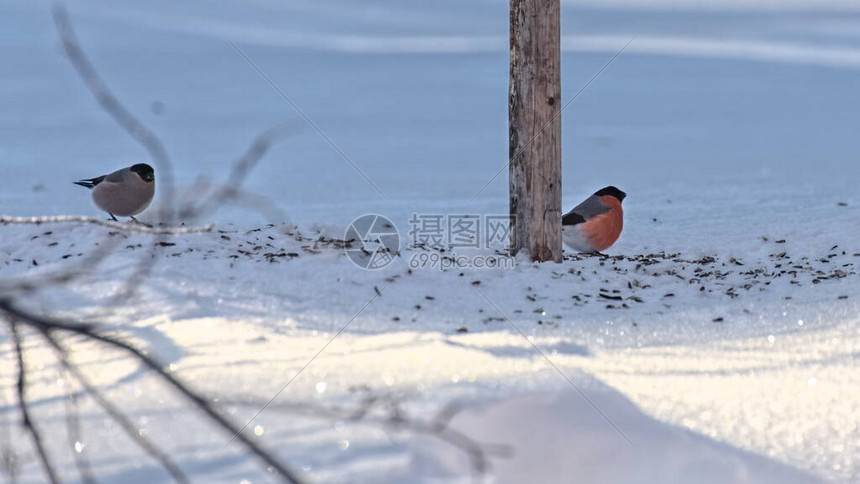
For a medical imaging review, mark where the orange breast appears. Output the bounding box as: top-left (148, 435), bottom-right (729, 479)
top-left (581, 196), bottom-right (623, 251)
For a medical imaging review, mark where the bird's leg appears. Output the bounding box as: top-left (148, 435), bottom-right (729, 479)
top-left (107, 213), bottom-right (118, 221)
top-left (129, 216), bottom-right (153, 228)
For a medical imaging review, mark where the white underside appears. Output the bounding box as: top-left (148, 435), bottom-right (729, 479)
top-left (562, 225), bottom-right (595, 253)
top-left (92, 180), bottom-right (153, 217)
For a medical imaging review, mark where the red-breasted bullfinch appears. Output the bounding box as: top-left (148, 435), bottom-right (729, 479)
top-left (562, 186), bottom-right (626, 253)
top-left (74, 163), bottom-right (155, 221)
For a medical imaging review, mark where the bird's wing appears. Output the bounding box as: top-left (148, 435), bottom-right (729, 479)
top-left (73, 175), bottom-right (106, 189)
top-left (105, 167), bottom-right (130, 183)
top-left (562, 195), bottom-right (609, 226)
top-left (562, 210), bottom-right (585, 225)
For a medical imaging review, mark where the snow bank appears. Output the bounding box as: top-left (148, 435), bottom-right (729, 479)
top-left (408, 389), bottom-right (822, 483)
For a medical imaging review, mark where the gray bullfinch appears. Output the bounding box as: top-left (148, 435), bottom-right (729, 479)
top-left (562, 186), bottom-right (626, 253)
top-left (74, 163), bottom-right (155, 221)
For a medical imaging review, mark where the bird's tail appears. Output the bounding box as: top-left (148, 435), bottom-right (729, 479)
top-left (73, 176), bottom-right (105, 189)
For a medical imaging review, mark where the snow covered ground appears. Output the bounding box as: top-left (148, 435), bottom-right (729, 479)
top-left (1, 0), bottom-right (859, 483)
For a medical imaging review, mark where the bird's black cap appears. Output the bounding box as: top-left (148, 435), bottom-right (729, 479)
top-left (594, 186), bottom-right (626, 202)
top-left (131, 163), bottom-right (155, 182)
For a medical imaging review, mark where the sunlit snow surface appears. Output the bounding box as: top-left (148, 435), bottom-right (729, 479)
top-left (1, 0), bottom-right (860, 483)
top-left (1, 221), bottom-right (856, 482)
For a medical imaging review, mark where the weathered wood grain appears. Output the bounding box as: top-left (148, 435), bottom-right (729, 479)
top-left (509, 0), bottom-right (562, 262)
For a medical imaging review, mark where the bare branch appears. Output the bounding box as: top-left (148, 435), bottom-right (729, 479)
top-left (43, 330), bottom-right (189, 484)
top-left (50, 2), bottom-right (183, 309)
top-left (9, 321), bottom-right (61, 484)
top-left (1, 338), bottom-right (22, 484)
top-left (0, 5), bottom-right (313, 484)
top-left (226, 389), bottom-right (512, 478)
top-left (0, 214), bottom-right (208, 296)
top-left (223, 125), bottom-right (295, 199)
top-left (0, 216), bottom-right (212, 234)
top-left (52, 3), bottom-right (175, 220)
top-left (0, 301), bottom-right (304, 484)
top-left (178, 126), bottom-right (296, 222)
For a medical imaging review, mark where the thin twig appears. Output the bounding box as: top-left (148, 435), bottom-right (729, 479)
top-left (1, 333), bottom-right (21, 484)
top-left (52, 3), bottom-right (179, 307)
top-left (9, 322), bottom-right (61, 484)
top-left (0, 214), bottom-right (208, 295)
top-left (0, 216), bottom-right (212, 234)
top-left (225, 390), bottom-right (511, 477)
top-left (0, 5), bottom-right (306, 484)
top-left (0, 300), bottom-right (304, 484)
top-left (61, 368), bottom-right (97, 484)
top-left (53, 4), bottom-right (176, 220)
top-left (178, 126), bottom-right (295, 222)
top-left (42, 330), bottom-right (189, 484)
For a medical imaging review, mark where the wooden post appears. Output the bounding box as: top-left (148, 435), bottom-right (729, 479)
top-left (509, 0), bottom-right (562, 262)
